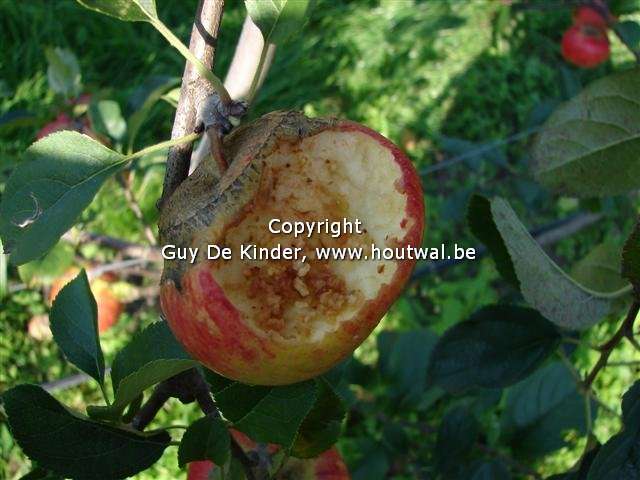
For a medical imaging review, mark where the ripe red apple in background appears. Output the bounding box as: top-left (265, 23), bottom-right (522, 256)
top-left (49, 268), bottom-right (123, 333)
top-left (561, 23), bottom-right (610, 68)
top-left (35, 94), bottom-right (97, 140)
top-left (160, 111), bottom-right (424, 385)
top-left (187, 430), bottom-right (350, 479)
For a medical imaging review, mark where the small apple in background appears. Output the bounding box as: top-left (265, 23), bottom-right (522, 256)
top-left (160, 111), bottom-right (425, 386)
top-left (561, 3), bottom-right (611, 68)
top-left (561, 23), bottom-right (610, 68)
top-left (27, 314), bottom-right (53, 342)
top-left (49, 268), bottom-right (124, 333)
top-left (35, 94), bottom-right (99, 140)
top-left (186, 430), bottom-right (350, 479)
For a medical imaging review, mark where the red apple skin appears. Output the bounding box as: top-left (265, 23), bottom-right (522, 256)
top-left (187, 430), bottom-right (350, 479)
top-left (186, 461), bottom-right (212, 480)
top-left (36, 94), bottom-right (101, 141)
top-left (160, 120), bottom-right (424, 386)
top-left (36, 113), bottom-right (74, 139)
top-left (561, 24), bottom-right (610, 68)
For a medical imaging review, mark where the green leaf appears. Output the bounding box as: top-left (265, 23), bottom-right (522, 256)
top-left (161, 87), bottom-right (180, 108)
top-left (427, 305), bottom-right (560, 393)
top-left (464, 460), bottom-right (511, 480)
top-left (127, 76), bottom-right (179, 151)
top-left (19, 467), bottom-right (63, 480)
top-left (291, 378), bottom-right (345, 458)
top-left (0, 131), bottom-right (125, 265)
top-left (0, 238), bottom-right (7, 299)
top-left (49, 269), bottom-right (105, 385)
top-left (435, 407), bottom-right (479, 476)
top-left (382, 423), bottom-right (409, 453)
top-left (480, 196), bottom-right (610, 330)
top-left (245, 0), bottom-right (313, 45)
top-left (203, 369), bottom-right (235, 394)
top-left (75, 0), bottom-right (157, 22)
top-left (213, 383), bottom-right (271, 421)
top-left (178, 415), bottom-right (230, 468)
top-left (501, 362), bottom-right (596, 456)
top-left (621, 380), bottom-right (640, 427)
top-left (377, 329), bottom-right (438, 404)
top-left (548, 444), bottom-right (600, 480)
top-left (615, 21), bottom-right (640, 51)
top-left (89, 321), bottom-right (197, 420)
top-left (587, 432), bottom-right (640, 480)
top-left (3, 385), bottom-right (170, 480)
top-left (45, 47), bottom-right (82, 98)
top-left (18, 240), bottom-right (75, 286)
top-left (215, 381), bottom-right (318, 450)
top-left (611, 0), bottom-right (640, 14)
top-left (350, 440), bottom-right (390, 480)
top-left (118, 319), bottom-right (192, 390)
top-left (571, 242), bottom-right (629, 294)
top-left (587, 381), bottom-right (640, 479)
top-left (467, 194), bottom-right (518, 286)
top-left (531, 69), bottom-right (640, 197)
top-left (0, 110), bottom-right (38, 134)
top-left (622, 219), bottom-right (640, 298)
top-left (89, 100), bottom-right (127, 141)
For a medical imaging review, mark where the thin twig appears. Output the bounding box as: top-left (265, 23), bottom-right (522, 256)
top-left (422, 127), bottom-right (540, 175)
top-left (607, 360), bottom-right (640, 367)
top-left (159, 0), bottom-right (225, 209)
top-left (584, 301), bottom-right (640, 389)
top-left (191, 373), bottom-right (258, 480)
top-left (64, 231), bottom-right (161, 260)
top-left (129, 369), bottom-right (259, 480)
top-left (132, 384), bottom-right (171, 431)
top-left (118, 171), bottom-right (157, 245)
top-left (190, 15), bottom-right (275, 173)
top-left (410, 211), bottom-right (602, 280)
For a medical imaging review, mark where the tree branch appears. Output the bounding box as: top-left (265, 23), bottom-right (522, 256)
top-left (130, 368), bottom-right (259, 480)
top-left (584, 301), bottom-right (640, 389)
top-left (159, 0), bottom-right (225, 210)
top-left (190, 15), bottom-right (275, 174)
top-left (131, 384), bottom-right (171, 431)
top-left (191, 372), bottom-right (259, 480)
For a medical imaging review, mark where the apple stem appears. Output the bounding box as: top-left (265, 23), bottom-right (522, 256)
top-left (131, 383), bottom-right (171, 431)
top-left (206, 126), bottom-right (229, 174)
top-left (192, 93), bottom-right (247, 176)
top-left (131, 368), bottom-right (261, 480)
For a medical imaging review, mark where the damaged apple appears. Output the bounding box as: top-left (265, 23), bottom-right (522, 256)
top-left (160, 111), bottom-right (424, 385)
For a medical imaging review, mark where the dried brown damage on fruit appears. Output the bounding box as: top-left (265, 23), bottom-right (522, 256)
top-left (159, 112), bottom-right (336, 286)
top-left (209, 139), bottom-right (374, 340)
top-left (193, 128), bottom-right (407, 342)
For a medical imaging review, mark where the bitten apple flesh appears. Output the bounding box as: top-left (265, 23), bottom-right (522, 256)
top-left (160, 111), bottom-right (424, 385)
